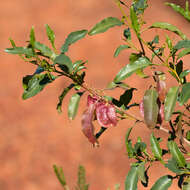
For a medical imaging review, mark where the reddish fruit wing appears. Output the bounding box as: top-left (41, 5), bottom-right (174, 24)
top-left (81, 104), bottom-right (98, 145)
top-left (96, 103), bottom-right (111, 127)
top-left (156, 80), bottom-right (167, 103)
top-left (107, 105), bottom-right (117, 126)
top-left (87, 95), bottom-right (98, 106)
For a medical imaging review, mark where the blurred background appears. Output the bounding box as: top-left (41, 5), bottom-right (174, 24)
top-left (1, 0), bottom-right (190, 189)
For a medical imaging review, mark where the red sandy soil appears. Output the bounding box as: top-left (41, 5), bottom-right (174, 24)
top-left (1, 0), bottom-right (189, 189)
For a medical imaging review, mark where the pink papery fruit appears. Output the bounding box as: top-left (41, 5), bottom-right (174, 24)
top-left (87, 95), bottom-right (98, 106)
top-left (81, 104), bottom-right (99, 146)
top-left (156, 79), bottom-right (167, 103)
top-left (96, 102), bottom-right (117, 128)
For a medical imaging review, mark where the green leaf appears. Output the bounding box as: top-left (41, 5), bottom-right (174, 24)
top-left (76, 165), bottom-right (89, 190)
top-left (114, 57), bottom-right (151, 83)
top-left (177, 48), bottom-right (190, 59)
top-left (125, 165), bottom-right (138, 190)
top-left (130, 6), bottom-right (140, 36)
top-left (165, 35), bottom-right (173, 50)
top-left (57, 84), bottom-right (75, 113)
top-left (30, 26), bottom-right (35, 48)
top-left (61, 30), bottom-right (88, 53)
top-left (165, 158), bottom-right (183, 175)
top-left (129, 53), bottom-right (148, 78)
top-left (179, 83), bottom-right (190, 105)
top-left (53, 165), bottom-right (70, 190)
top-left (22, 75), bottom-right (33, 90)
top-left (88, 17), bottom-right (123, 36)
top-left (135, 69), bottom-right (148, 78)
top-left (114, 45), bottom-right (130, 57)
top-left (5, 47), bottom-right (34, 57)
top-left (54, 54), bottom-right (73, 73)
top-left (45, 24), bottom-right (55, 49)
top-left (22, 73), bottom-right (54, 100)
top-left (123, 28), bottom-right (131, 40)
top-left (174, 40), bottom-right (190, 52)
top-left (143, 89), bottom-right (158, 129)
top-left (166, 2), bottom-right (190, 22)
top-left (73, 60), bottom-right (83, 70)
top-left (153, 35), bottom-right (159, 44)
top-left (106, 81), bottom-right (130, 90)
top-left (68, 93), bottom-right (81, 120)
top-left (134, 142), bottom-right (147, 155)
top-left (137, 162), bottom-right (146, 184)
top-left (149, 22), bottom-right (187, 40)
top-left (182, 177), bottom-right (190, 190)
top-left (132, 0), bottom-right (148, 15)
top-left (150, 175), bottom-right (172, 190)
top-left (125, 127), bottom-right (134, 158)
top-left (74, 66), bottom-right (86, 73)
top-left (186, 131), bottom-right (190, 141)
top-left (168, 141), bottom-right (186, 168)
top-left (129, 53), bottom-right (141, 63)
top-left (126, 127), bottom-right (133, 142)
top-left (9, 38), bottom-right (16, 47)
top-left (126, 141), bottom-right (134, 158)
top-left (150, 133), bottom-right (163, 161)
top-left (164, 86), bottom-right (179, 121)
top-left (179, 69), bottom-right (190, 80)
top-left (34, 41), bottom-right (55, 59)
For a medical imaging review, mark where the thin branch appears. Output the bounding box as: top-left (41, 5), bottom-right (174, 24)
top-left (81, 83), bottom-right (143, 122)
top-left (138, 37), bottom-right (146, 56)
top-left (158, 125), bottom-right (190, 146)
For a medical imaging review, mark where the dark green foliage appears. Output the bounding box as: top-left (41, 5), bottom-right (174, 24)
top-left (164, 86), bottom-right (179, 121)
top-left (5, 0), bottom-right (190, 189)
top-left (123, 28), bottom-right (131, 40)
top-left (54, 54), bottom-right (73, 73)
top-left (68, 92), bottom-right (82, 120)
top-left (125, 165), bottom-right (138, 190)
top-left (22, 73), bottom-right (54, 100)
top-left (150, 175), bottom-right (173, 190)
top-left (114, 45), bottom-right (130, 57)
top-left (5, 47), bottom-right (34, 57)
top-left (166, 1), bottom-right (190, 22)
top-left (150, 133), bottom-right (163, 161)
top-left (132, 0), bottom-right (148, 15)
top-left (114, 57), bottom-right (151, 82)
top-left (57, 84), bottom-right (75, 113)
top-left (150, 22), bottom-right (187, 40)
top-left (61, 30), bottom-right (88, 53)
top-left (54, 165), bottom-right (89, 190)
top-left (179, 83), bottom-right (190, 105)
top-left (45, 24), bottom-right (56, 49)
top-left (76, 165), bottom-right (89, 190)
top-left (53, 165), bottom-right (69, 189)
top-left (88, 17), bottom-right (123, 36)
